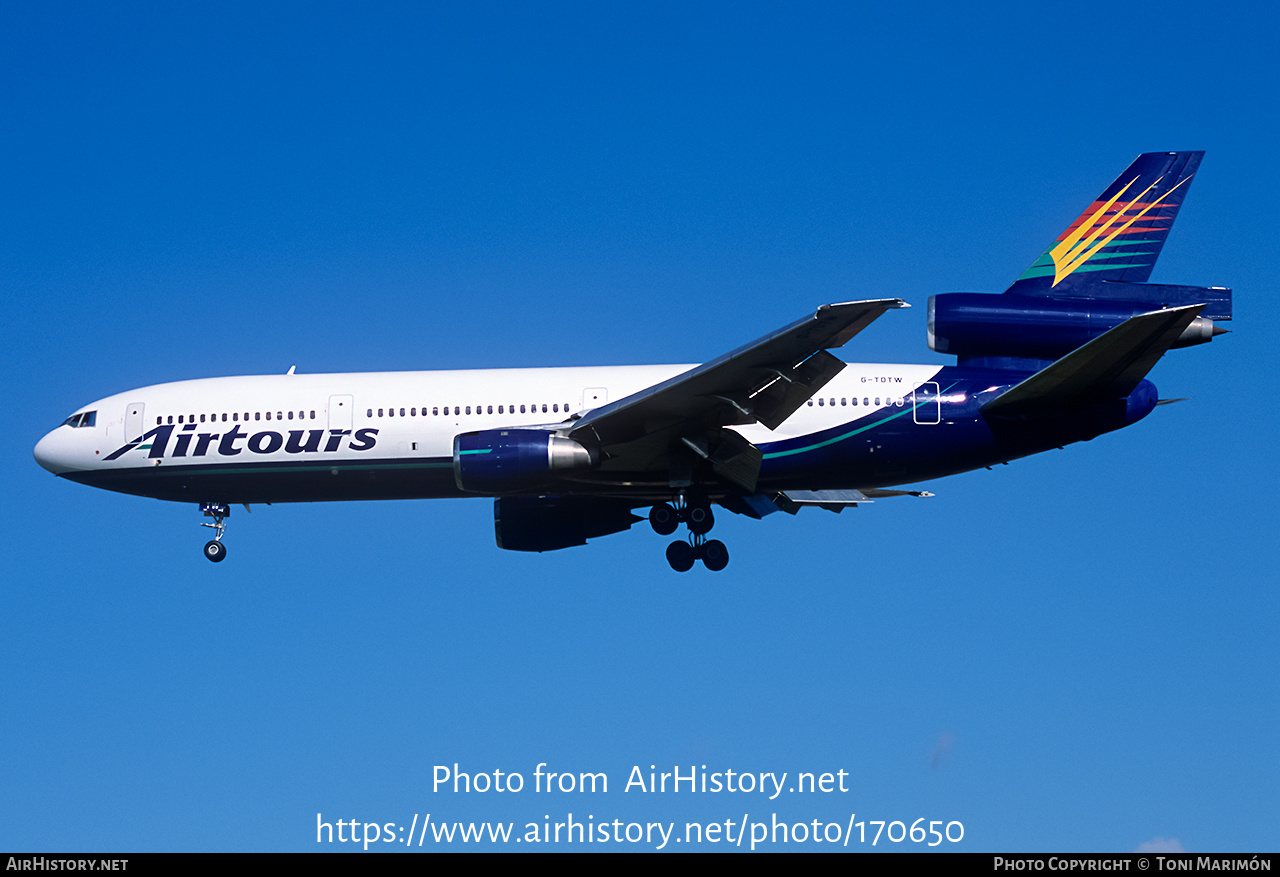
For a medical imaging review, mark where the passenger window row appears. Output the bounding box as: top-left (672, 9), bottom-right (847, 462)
top-left (806, 397), bottom-right (905, 408)
top-left (366, 403), bottom-right (571, 418)
top-left (155, 411), bottom-right (318, 425)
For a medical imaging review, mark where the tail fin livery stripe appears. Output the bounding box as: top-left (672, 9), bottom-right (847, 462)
top-left (1046, 175), bottom-right (1191, 285)
top-left (1004, 151), bottom-right (1203, 295)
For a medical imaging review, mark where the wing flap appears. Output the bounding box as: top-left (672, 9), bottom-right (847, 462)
top-left (751, 348), bottom-right (847, 429)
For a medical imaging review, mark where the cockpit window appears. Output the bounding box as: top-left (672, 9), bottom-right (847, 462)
top-left (60, 411), bottom-right (96, 428)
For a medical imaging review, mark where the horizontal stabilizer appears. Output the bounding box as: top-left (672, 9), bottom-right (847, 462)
top-left (981, 304), bottom-right (1203, 418)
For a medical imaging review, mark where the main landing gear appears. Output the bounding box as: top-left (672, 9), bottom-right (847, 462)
top-left (200, 503), bottom-right (230, 563)
top-left (650, 496), bottom-right (729, 572)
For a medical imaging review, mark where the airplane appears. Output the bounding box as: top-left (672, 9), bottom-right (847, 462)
top-left (34, 151), bottom-right (1231, 571)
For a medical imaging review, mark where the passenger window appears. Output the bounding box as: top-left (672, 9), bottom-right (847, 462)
top-left (432, 407), bottom-right (438, 416)
top-left (400, 408), bottom-right (405, 417)
top-left (520, 404), bottom-right (526, 414)
top-left (156, 416), bottom-right (162, 425)
top-left (255, 412), bottom-right (261, 421)
top-left (498, 405), bottom-right (504, 414)
top-left (465, 406), bottom-right (471, 415)
top-left (287, 411), bottom-right (293, 420)
top-left (411, 408), bottom-right (416, 417)
top-left (541, 404), bottom-right (547, 413)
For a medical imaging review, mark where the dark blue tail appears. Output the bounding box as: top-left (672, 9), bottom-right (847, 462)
top-left (928, 152), bottom-right (1230, 367)
top-left (1005, 151), bottom-right (1203, 294)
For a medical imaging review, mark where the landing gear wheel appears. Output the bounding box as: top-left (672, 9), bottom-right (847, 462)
top-left (649, 503), bottom-right (679, 536)
top-left (666, 540), bottom-right (695, 572)
top-left (700, 539), bottom-right (729, 571)
top-left (685, 503), bottom-right (714, 535)
top-left (199, 503), bottom-right (230, 564)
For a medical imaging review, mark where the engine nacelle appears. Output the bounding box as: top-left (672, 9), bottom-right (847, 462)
top-left (453, 429), bottom-right (595, 493)
top-left (494, 496), bottom-right (642, 552)
top-left (929, 293), bottom-right (1221, 361)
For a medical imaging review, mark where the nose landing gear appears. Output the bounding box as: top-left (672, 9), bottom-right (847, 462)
top-left (650, 496), bottom-right (729, 572)
top-left (200, 503), bottom-right (230, 563)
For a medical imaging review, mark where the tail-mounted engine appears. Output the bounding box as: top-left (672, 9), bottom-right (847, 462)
top-left (928, 286), bottom-right (1230, 363)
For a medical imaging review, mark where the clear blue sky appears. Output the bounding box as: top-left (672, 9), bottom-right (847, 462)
top-left (4, 1), bottom-right (1276, 852)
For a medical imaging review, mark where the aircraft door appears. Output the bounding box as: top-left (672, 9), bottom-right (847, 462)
top-left (329, 395), bottom-right (353, 431)
top-left (125, 402), bottom-right (145, 440)
top-left (582, 387), bottom-right (608, 411)
top-left (912, 382), bottom-right (941, 425)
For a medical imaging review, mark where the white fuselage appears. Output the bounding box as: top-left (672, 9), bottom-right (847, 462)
top-left (35, 362), bottom-right (946, 495)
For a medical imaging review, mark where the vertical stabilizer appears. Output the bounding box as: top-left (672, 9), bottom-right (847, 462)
top-left (1005, 151), bottom-right (1203, 295)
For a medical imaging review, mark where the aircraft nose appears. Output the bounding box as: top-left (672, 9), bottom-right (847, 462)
top-left (34, 428), bottom-right (74, 475)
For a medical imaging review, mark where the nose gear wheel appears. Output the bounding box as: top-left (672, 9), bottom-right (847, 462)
top-left (199, 503), bottom-right (230, 563)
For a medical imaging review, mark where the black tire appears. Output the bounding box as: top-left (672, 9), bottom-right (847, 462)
top-left (686, 503), bottom-right (714, 535)
top-left (666, 540), bottom-right (695, 572)
top-left (701, 539), bottom-right (729, 572)
top-left (204, 540), bottom-right (227, 563)
top-left (649, 503), bottom-right (678, 536)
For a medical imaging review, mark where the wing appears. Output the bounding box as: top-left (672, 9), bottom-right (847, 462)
top-left (565, 298), bottom-right (907, 492)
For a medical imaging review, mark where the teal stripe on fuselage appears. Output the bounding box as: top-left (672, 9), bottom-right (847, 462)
top-left (761, 382), bottom-right (959, 459)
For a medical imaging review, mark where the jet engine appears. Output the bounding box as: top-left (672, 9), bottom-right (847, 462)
top-left (494, 496), bottom-right (642, 552)
top-left (453, 429), bottom-right (595, 493)
top-left (928, 291), bottom-right (1226, 361)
